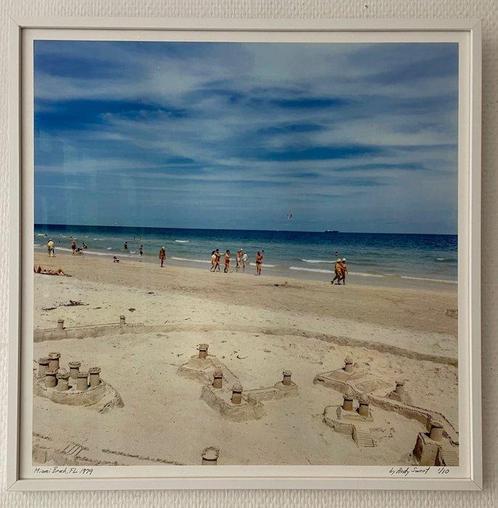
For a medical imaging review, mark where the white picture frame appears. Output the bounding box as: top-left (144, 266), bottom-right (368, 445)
top-left (7, 16), bottom-right (482, 491)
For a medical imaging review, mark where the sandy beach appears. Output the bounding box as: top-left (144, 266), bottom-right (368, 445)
top-left (32, 251), bottom-right (458, 466)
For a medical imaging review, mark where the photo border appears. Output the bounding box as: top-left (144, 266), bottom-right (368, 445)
top-left (7, 17), bottom-right (482, 491)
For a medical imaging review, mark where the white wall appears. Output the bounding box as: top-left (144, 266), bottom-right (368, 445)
top-left (0, 1), bottom-right (496, 506)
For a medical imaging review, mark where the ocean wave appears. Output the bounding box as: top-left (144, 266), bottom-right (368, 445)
top-left (290, 267), bottom-right (384, 278)
top-left (301, 259), bottom-right (333, 264)
top-left (349, 271), bottom-right (384, 278)
top-left (249, 262), bottom-right (276, 268)
top-left (174, 240), bottom-right (190, 243)
top-left (290, 266), bottom-right (333, 274)
top-left (435, 257), bottom-right (457, 263)
top-left (171, 256), bottom-right (208, 264)
top-left (85, 249), bottom-right (126, 257)
top-left (400, 275), bottom-right (457, 284)
top-left (54, 247), bottom-right (134, 258)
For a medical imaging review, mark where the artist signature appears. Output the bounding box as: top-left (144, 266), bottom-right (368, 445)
top-left (388, 466), bottom-right (450, 477)
top-left (33, 466), bottom-right (94, 476)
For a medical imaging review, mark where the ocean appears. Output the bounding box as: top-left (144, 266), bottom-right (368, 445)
top-left (34, 224), bottom-right (457, 286)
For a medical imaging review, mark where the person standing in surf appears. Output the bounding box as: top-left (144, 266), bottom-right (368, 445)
top-left (236, 249), bottom-right (242, 271)
top-left (47, 239), bottom-right (55, 257)
top-left (224, 250), bottom-right (231, 273)
top-left (255, 251), bottom-right (264, 276)
top-left (159, 246), bottom-right (166, 267)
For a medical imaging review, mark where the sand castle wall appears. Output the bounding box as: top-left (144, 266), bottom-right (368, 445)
top-left (34, 320), bottom-right (457, 368)
top-left (315, 358), bottom-right (459, 447)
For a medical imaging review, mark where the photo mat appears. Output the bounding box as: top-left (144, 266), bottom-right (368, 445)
top-left (9, 20), bottom-right (481, 490)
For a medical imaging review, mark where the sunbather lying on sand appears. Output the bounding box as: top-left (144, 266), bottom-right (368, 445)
top-left (34, 265), bottom-right (69, 276)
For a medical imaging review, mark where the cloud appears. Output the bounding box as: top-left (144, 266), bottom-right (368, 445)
top-left (34, 40), bottom-right (458, 233)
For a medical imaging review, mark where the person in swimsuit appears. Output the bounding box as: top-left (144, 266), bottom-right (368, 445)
top-left (224, 250), bottom-right (231, 273)
top-left (124, 241), bottom-right (128, 251)
top-left (139, 244), bottom-right (143, 256)
top-left (214, 249), bottom-right (221, 272)
top-left (47, 239), bottom-right (55, 257)
top-left (236, 249), bottom-right (242, 271)
top-left (339, 258), bottom-right (348, 285)
top-left (159, 246), bottom-right (166, 267)
top-left (331, 258), bottom-right (343, 285)
top-left (113, 256), bottom-right (120, 263)
top-left (241, 250), bottom-right (248, 272)
top-left (255, 251), bottom-right (263, 275)
top-left (71, 239), bottom-right (77, 255)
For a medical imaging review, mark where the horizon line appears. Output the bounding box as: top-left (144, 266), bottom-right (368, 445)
top-left (34, 222), bottom-right (458, 237)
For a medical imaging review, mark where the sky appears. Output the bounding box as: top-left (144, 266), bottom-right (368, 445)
top-left (34, 40), bottom-right (459, 234)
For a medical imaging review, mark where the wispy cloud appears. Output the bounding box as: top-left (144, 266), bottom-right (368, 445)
top-left (34, 41), bottom-right (458, 233)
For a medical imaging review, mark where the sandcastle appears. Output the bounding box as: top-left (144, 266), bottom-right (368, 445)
top-left (386, 380), bottom-right (413, 405)
top-left (323, 387), bottom-right (376, 447)
top-left (412, 421), bottom-right (459, 466)
top-left (33, 352), bottom-right (123, 412)
top-left (177, 344), bottom-right (239, 385)
top-left (32, 313), bottom-right (458, 465)
top-left (317, 355), bottom-right (459, 459)
top-left (178, 344), bottom-right (298, 422)
top-left (313, 355), bottom-right (390, 394)
top-left (201, 446), bottom-right (220, 465)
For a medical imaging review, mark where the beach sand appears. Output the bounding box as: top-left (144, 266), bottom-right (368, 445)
top-left (32, 251), bottom-right (458, 466)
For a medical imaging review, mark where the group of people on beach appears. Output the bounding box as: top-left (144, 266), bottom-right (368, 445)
top-left (45, 237), bottom-right (348, 285)
top-left (123, 241), bottom-right (144, 256)
top-left (331, 257), bottom-right (348, 285)
top-left (70, 239), bottom-right (87, 255)
top-left (210, 249), bottom-right (264, 275)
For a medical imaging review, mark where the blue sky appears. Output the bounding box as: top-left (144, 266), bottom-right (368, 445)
top-left (34, 41), bottom-right (458, 233)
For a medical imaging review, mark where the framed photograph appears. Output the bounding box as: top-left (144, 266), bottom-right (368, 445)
top-left (7, 17), bottom-right (482, 490)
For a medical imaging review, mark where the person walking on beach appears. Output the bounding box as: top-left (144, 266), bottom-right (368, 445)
top-left (331, 258), bottom-right (343, 285)
top-left (214, 249), bottom-right (221, 272)
top-left (241, 250), bottom-right (248, 272)
top-left (139, 244), bottom-right (144, 256)
top-left (159, 246), bottom-right (166, 267)
top-left (47, 239), bottom-right (55, 257)
top-left (339, 258), bottom-right (348, 285)
top-left (71, 239), bottom-right (77, 255)
top-left (236, 249), bottom-right (242, 271)
top-left (210, 250), bottom-right (217, 271)
top-left (224, 250), bottom-right (231, 273)
top-left (256, 251), bottom-right (264, 275)
top-left (124, 241), bottom-right (128, 251)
